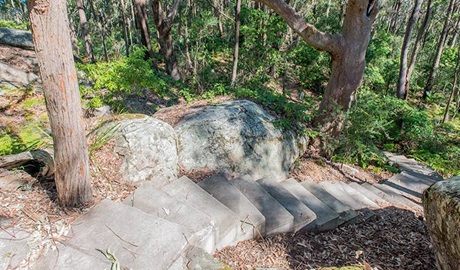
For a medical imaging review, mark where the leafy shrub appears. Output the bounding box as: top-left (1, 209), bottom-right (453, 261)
top-left (78, 48), bottom-right (180, 111)
top-left (0, 20), bottom-right (28, 30)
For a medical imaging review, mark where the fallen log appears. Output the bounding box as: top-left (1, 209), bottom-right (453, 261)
top-left (0, 149), bottom-right (54, 179)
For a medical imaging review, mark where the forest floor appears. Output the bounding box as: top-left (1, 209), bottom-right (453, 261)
top-left (0, 43), bottom-right (436, 269)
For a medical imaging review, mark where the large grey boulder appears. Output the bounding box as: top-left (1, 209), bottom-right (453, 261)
top-left (114, 116), bottom-right (178, 187)
top-left (0, 28), bottom-right (34, 50)
top-left (423, 177), bottom-right (460, 270)
top-left (175, 100), bottom-right (308, 181)
top-left (0, 62), bottom-right (39, 88)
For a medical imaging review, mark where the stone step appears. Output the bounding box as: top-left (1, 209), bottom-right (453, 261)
top-left (161, 176), bottom-right (241, 250)
top-left (0, 225), bottom-right (32, 270)
top-left (175, 245), bottom-right (227, 270)
top-left (301, 180), bottom-right (357, 224)
top-left (36, 200), bottom-right (191, 270)
top-left (256, 177), bottom-right (317, 232)
top-left (229, 175), bottom-right (294, 235)
top-left (123, 183), bottom-right (216, 253)
top-left (348, 182), bottom-right (391, 206)
top-left (375, 183), bottom-right (422, 204)
top-left (319, 181), bottom-right (375, 223)
top-left (385, 173), bottom-right (431, 197)
top-left (384, 152), bottom-right (438, 176)
top-left (32, 243), bottom-right (110, 269)
top-left (401, 170), bottom-right (440, 186)
top-left (361, 183), bottom-right (422, 211)
top-left (280, 178), bottom-right (340, 231)
top-left (197, 174), bottom-right (266, 238)
top-left (337, 182), bottom-right (380, 209)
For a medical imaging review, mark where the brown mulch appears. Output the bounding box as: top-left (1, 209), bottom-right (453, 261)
top-left (290, 158), bottom-right (393, 184)
top-left (215, 207), bottom-right (436, 269)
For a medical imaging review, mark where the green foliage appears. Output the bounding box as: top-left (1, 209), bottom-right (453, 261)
top-left (0, 126), bottom-right (51, 156)
top-left (0, 20), bottom-right (28, 29)
top-left (333, 90), bottom-right (460, 176)
top-left (78, 48), bottom-right (180, 111)
top-left (234, 84), bottom-right (312, 131)
top-left (290, 43), bottom-right (330, 93)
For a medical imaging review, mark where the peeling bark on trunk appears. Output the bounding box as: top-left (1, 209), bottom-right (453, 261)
top-left (27, 0), bottom-right (93, 206)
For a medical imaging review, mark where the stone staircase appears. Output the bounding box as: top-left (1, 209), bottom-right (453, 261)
top-left (29, 153), bottom-right (442, 269)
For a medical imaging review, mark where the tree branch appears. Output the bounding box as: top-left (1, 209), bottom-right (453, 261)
top-left (167, 0), bottom-right (183, 22)
top-left (254, 0), bottom-right (341, 54)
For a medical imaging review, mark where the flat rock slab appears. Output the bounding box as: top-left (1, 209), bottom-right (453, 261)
top-left (183, 245), bottom-right (227, 270)
top-left (32, 244), bottom-right (110, 270)
top-left (230, 175), bottom-right (294, 235)
top-left (198, 174), bottom-right (266, 238)
top-left (162, 176), bottom-right (240, 250)
top-left (401, 170), bottom-right (443, 184)
top-left (348, 182), bottom-right (391, 206)
top-left (319, 181), bottom-right (375, 224)
top-left (301, 180), bottom-right (357, 224)
top-left (384, 152), bottom-right (439, 177)
top-left (123, 183), bottom-right (216, 253)
top-left (280, 178), bottom-right (339, 231)
top-left (337, 182), bottom-right (380, 209)
top-left (56, 200), bottom-right (190, 270)
top-left (385, 173), bottom-right (430, 196)
top-left (362, 183), bottom-right (422, 212)
top-left (375, 183), bottom-right (422, 204)
top-left (0, 227), bottom-right (31, 269)
top-left (256, 177), bottom-right (316, 232)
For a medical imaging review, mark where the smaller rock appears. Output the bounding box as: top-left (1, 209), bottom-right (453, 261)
top-left (0, 28), bottom-right (34, 50)
top-left (113, 116), bottom-right (178, 186)
top-left (0, 62), bottom-right (39, 88)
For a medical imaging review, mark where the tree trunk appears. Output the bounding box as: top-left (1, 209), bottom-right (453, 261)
top-left (67, 5), bottom-right (79, 56)
top-left (151, 0), bottom-right (182, 81)
top-left (231, 0), bottom-right (241, 87)
top-left (404, 0), bottom-right (432, 97)
top-left (133, 0), bottom-right (157, 64)
top-left (396, 0), bottom-right (423, 100)
top-left (28, 0), bottom-right (93, 207)
top-left (442, 46), bottom-right (460, 124)
top-left (120, 0), bottom-right (131, 56)
top-left (423, 0), bottom-right (455, 99)
top-left (88, 0), bottom-right (109, 62)
top-left (75, 0), bottom-right (95, 62)
top-left (255, 0), bottom-right (379, 155)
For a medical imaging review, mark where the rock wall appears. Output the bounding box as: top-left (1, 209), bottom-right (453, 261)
top-left (423, 177), bottom-right (460, 270)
